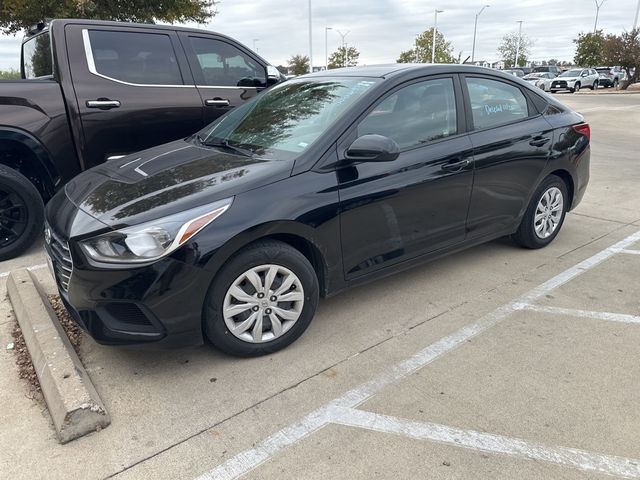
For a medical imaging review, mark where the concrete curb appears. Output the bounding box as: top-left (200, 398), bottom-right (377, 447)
top-left (7, 269), bottom-right (110, 443)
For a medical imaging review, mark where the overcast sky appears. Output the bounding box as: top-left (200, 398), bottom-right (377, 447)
top-left (0, 0), bottom-right (638, 70)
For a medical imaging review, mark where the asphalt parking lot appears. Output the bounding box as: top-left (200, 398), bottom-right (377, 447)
top-left (1, 91), bottom-right (640, 480)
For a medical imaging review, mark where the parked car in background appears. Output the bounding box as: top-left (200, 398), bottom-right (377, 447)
top-left (549, 68), bottom-right (599, 93)
top-left (523, 72), bottom-right (555, 91)
top-left (519, 67), bottom-right (532, 75)
top-left (0, 19), bottom-right (284, 261)
top-left (595, 66), bottom-right (625, 88)
top-left (44, 65), bottom-right (591, 356)
top-left (503, 69), bottom-right (525, 77)
top-left (532, 65), bottom-right (561, 76)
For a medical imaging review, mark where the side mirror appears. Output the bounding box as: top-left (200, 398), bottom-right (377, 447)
top-left (266, 65), bottom-right (281, 86)
top-left (345, 134), bottom-right (400, 162)
top-left (581, 72), bottom-right (588, 77)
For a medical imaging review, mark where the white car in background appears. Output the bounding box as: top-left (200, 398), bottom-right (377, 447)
top-left (522, 72), bottom-right (555, 91)
top-left (549, 68), bottom-right (600, 93)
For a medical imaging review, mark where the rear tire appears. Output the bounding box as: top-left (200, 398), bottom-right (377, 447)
top-left (0, 165), bottom-right (44, 261)
top-left (203, 240), bottom-right (319, 357)
top-left (592, 80), bottom-right (598, 90)
top-left (512, 175), bottom-right (568, 249)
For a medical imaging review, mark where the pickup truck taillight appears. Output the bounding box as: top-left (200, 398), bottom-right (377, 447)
top-left (572, 123), bottom-right (590, 142)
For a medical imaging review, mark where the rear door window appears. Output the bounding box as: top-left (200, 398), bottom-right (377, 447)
top-left (86, 30), bottom-right (183, 85)
top-left (465, 77), bottom-right (529, 130)
top-left (188, 37), bottom-right (266, 88)
top-left (22, 32), bottom-right (53, 78)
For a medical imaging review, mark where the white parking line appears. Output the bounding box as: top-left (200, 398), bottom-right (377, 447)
top-left (621, 249), bottom-right (640, 255)
top-left (0, 263), bottom-right (47, 279)
top-left (521, 303), bottom-right (640, 324)
top-left (331, 407), bottom-right (640, 479)
top-left (195, 229), bottom-right (640, 480)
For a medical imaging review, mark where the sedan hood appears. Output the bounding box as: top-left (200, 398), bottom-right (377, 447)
top-left (65, 139), bottom-right (294, 228)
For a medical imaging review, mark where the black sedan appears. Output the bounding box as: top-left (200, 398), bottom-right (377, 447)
top-left (44, 65), bottom-right (590, 357)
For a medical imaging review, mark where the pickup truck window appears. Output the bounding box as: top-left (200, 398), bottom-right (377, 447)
top-left (85, 30), bottom-right (183, 86)
top-left (188, 37), bottom-right (267, 88)
top-left (22, 32), bottom-right (53, 78)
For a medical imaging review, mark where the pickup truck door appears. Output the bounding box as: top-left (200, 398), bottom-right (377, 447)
top-left (178, 32), bottom-right (266, 124)
top-left (65, 25), bottom-right (205, 169)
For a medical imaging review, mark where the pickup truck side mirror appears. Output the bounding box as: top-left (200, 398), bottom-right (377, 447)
top-left (345, 134), bottom-right (400, 162)
top-left (266, 65), bottom-right (282, 86)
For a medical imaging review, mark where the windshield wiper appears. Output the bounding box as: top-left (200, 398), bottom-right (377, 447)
top-left (202, 137), bottom-right (254, 158)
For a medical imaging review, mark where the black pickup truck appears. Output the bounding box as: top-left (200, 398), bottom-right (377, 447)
top-left (0, 19), bottom-right (283, 260)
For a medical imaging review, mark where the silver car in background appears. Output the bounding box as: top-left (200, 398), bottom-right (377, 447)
top-left (523, 72), bottom-right (555, 92)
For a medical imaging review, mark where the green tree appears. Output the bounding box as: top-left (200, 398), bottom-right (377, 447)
top-left (0, 0), bottom-right (216, 34)
top-left (276, 65), bottom-right (288, 75)
top-left (328, 46), bottom-right (360, 69)
top-left (0, 69), bottom-right (20, 79)
top-left (574, 30), bottom-right (606, 67)
top-left (287, 54), bottom-right (310, 76)
top-left (603, 29), bottom-right (640, 89)
top-left (547, 58), bottom-right (559, 65)
top-left (497, 31), bottom-right (533, 68)
top-left (397, 28), bottom-right (456, 64)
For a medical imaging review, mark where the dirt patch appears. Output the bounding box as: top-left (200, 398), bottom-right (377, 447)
top-left (11, 320), bottom-right (42, 401)
top-left (11, 295), bottom-right (84, 400)
top-left (48, 295), bottom-right (83, 355)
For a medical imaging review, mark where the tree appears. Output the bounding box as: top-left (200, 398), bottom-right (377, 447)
top-left (288, 54), bottom-right (310, 76)
top-left (574, 30), bottom-right (606, 67)
top-left (497, 32), bottom-right (533, 68)
top-left (547, 58), bottom-right (559, 65)
top-left (0, 69), bottom-right (20, 79)
top-left (397, 28), bottom-right (456, 64)
top-left (0, 0), bottom-right (216, 34)
top-left (603, 29), bottom-right (640, 89)
top-left (276, 65), bottom-right (288, 75)
top-left (328, 46), bottom-right (360, 69)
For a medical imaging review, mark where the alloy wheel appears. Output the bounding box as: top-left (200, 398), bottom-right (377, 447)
top-left (534, 187), bottom-right (564, 239)
top-left (0, 188), bottom-right (28, 249)
top-left (223, 264), bottom-right (305, 343)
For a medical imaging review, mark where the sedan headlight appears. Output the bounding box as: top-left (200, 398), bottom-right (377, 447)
top-left (80, 198), bottom-right (233, 264)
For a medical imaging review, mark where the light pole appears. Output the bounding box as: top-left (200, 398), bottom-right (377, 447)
top-left (325, 27), bottom-right (332, 70)
top-left (308, 0), bottom-right (313, 73)
top-left (252, 39), bottom-right (259, 52)
top-left (635, 0), bottom-right (640, 30)
top-left (336, 30), bottom-right (350, 67)
top-left (514, 20), bottom-right (523, 68)
top-left (471, 5), bottom-right (489, 64)
top-left (415, 34), bottom-right (420, 62)
top-left (432, 9), bottom-right (443, 64)
top-left (594, 0), bottom-right (606, 32)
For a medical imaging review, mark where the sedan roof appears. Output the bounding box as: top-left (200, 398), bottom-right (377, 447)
top-left (303, 64), bottom-right (520, 80)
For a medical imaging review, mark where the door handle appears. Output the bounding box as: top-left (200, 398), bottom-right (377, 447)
top-left (205, 98), bottom-right (230, 107)
top-left (441, 158), bottom-right (470, 172)
top-left (529, 136), bottom-right (550, 147)
top-left (86, 99), bottom-right (121, 109)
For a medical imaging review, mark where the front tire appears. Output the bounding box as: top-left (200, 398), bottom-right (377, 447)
top-left (573, 82), bottom-right (581, 93)
top-left (512, 175), bottom-right (568, 249)
top-left (0, 165), bottom-right (44, 261)
top-left (592, 80), bottom-right (598, 90)
top-left (203, 240), bottom-right (319, 357)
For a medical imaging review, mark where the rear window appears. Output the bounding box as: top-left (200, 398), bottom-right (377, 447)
top-left (86, 30), bottom-right (183, 85)
top-left (22, 32), bottom-right (53, 78)
top-left (465, 77), bottom-right (529, 129)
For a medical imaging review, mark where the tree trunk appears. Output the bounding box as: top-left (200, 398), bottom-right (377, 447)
top-left (620, 68), bottom-right (637, 90)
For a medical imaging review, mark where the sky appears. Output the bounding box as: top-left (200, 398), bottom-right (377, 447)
top-left (0, 0), bottom-right (638, 70)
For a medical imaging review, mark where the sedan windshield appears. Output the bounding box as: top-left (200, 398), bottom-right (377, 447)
top-left (198, 77), bottom-right (380, 160)
top-left (560, 69), bottom-right (582, 77)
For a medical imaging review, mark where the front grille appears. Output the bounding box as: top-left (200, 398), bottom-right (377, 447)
top-left (103, 303), bottom-right (153, 327)
top-left (552, 81), bottom-right (567, 88)
top-left (48, 226), bottom-right (73, 293)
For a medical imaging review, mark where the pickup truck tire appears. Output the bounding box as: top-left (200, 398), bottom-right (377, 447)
top-left (0, 165), bottom-right (44, 261)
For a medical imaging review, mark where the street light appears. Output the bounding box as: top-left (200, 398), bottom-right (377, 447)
top-left (514, 20), bottom-right (523, 68)
top-left (336, 29), bottom-right (350, 67)
top-left (325, 27), bottom-right (332, 70)
top-left (252, 39), bottom-right (259, 52)
top-left (432, 9), bottom-right (444, 64)
top-left (308, 0), bottom-right (313, 73)
top-left (415, 34), bottom-right (420, 63)
top-left (471, 5), bottom-right (490, 64)
top-left (635, 0), bottom-right (640, 30)
top-left (594, 0), bottom-right (606, 33)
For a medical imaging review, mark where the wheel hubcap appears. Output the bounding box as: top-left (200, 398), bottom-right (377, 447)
top-left (534, 187), bottom-right (564, 239)
top-left (223, 264), bottom-right (304, 343)
top-left (0, 188), bottom-right (28, 249)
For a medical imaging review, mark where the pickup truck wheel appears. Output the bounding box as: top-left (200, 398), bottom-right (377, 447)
top-left (0, 165), bottom-right (44, 261)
